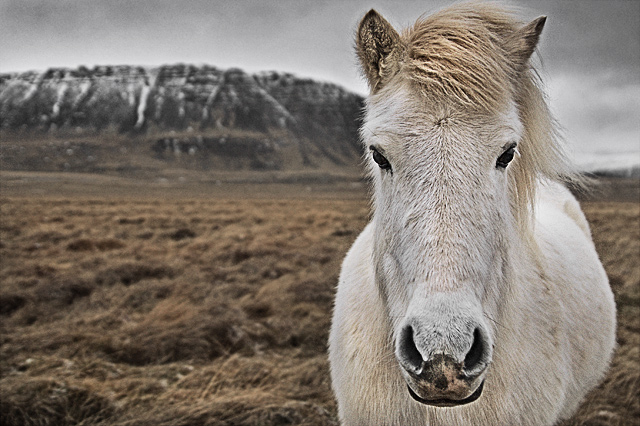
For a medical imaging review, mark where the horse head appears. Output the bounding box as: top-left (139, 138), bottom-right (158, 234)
top-left (356, 5), bottom-right (548, 407)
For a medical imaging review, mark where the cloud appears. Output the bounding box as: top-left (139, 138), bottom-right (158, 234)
top-left (548, 70), bottom-right (640, 155)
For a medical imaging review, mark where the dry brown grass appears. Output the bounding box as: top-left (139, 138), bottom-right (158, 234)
top-left (0, 182), bottom-right (638, 425)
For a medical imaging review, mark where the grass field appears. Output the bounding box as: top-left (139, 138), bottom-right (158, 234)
top-left (0, 173), bottom-right (638, 425)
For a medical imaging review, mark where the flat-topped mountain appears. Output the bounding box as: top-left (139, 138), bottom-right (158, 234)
top-left (0, 65), bottom-right (365, 177)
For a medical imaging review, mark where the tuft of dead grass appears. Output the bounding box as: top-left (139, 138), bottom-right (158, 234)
top-left (0, 376), bottom-right (116, 426)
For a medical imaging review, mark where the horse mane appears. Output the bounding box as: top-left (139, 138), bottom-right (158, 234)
top-left (400, 2), bottom-right (582, 229)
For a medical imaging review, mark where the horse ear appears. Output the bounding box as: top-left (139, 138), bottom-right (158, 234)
top-left (506, 16), bottom-right (547, 69)
top-left (356, 9), bottom-right (403, 93)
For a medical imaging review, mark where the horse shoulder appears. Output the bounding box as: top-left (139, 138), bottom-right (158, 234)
top-left (330, 223), bottom-right (380, 356)
top-left (329, 223), bottom-right (417, 424)
top-left (534, 182), bottom-right (606, 288)
top-left (531, 181), bottom-right (616, 420)
top-left (538, 181), bottom-right (592, 238)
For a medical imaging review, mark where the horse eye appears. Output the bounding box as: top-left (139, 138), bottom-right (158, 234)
top-left (496, 144), bottom-right (517, 169)
top-left (370, 147), bottom-right (392, 171)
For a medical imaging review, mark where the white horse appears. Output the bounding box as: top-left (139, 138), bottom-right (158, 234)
top-left (329, 3), bottom-right (616, 425)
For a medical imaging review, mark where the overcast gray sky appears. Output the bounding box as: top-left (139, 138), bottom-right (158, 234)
top-left (1, 0), bottom-right (639, 162)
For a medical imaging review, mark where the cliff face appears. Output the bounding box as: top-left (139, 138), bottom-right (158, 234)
top-left (0, 65), bottom-right (365, 174)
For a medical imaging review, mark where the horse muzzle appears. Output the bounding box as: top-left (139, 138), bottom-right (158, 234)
top-left (407, 377), bottom-right (485, 407)
top-left (400, 351), bottom-right (488, 407)
top-left (396, 318), bottom-right (492, 407)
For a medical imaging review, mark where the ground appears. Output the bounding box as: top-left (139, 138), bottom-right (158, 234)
top-left (0, 172), bottom-right (638, 426)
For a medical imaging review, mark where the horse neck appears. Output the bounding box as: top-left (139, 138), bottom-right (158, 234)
top-left (492, 209), bottom-right (546, 341)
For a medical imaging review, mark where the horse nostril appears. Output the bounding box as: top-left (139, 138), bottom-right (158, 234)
top-left (399, 325), bottom-right (424, 373)
top-left (464, 328), bottom-right (485, 373)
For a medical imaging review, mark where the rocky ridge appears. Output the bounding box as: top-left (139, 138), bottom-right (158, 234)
top-left (0, 65), bottom-right (365, 175)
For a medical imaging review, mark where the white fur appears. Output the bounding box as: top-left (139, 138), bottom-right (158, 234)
top-left (328, 80), bottom-right (616, 425)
